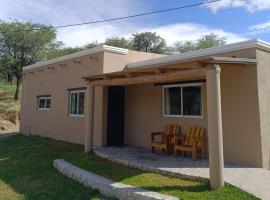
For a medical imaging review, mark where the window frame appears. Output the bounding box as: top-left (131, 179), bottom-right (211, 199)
top-left (162, 83), bottom-right (203, 118)
top-left (68, 90), bottom-right (85, 117)
top-left (37, 96), bottom-right (51, 111)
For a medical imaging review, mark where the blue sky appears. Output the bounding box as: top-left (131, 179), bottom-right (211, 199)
top-left (0, 0), bottom-right (270, 47)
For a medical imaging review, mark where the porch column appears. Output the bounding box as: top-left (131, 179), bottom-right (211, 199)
top-left (206, 64), bottom-right (224, 189)
top-left (84, 84), bottom-right (95, 153)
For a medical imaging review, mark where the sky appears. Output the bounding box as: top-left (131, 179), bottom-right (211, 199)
top-left (0, 0), bottom-right (270, 47)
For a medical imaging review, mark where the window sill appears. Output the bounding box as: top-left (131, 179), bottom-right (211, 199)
top-left (162, 114), bottom-right (203, 119)
top-left (69, 114), bottom-right (84, 118)
top-left (38, 108), bottom-right (50, 111)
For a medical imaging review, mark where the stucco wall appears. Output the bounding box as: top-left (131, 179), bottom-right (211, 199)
top-left (124, 83), bottom-right (208, 147)
top-left (20, 50), bottom-right (164, 145)
top-left (256, 49), bottom-right (270, 169)
top-left (124, 64), bottom-right (263, 167)
top-left (221, 65), bottom-right (262, 166)
top-left (20, 52), bottom-right (104, 144)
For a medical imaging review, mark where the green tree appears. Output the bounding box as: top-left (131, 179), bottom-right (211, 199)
top-left (130, 32), bottom-right (166, 53)
top-left (172, 33), bottom-right (226, 54)
top-left (84, 40), bottom-right (100, 49)
top-left (0, 20), bottom-right (58, 99)
top-left (45, 45), bottom-right (83, 59)
top-left (104, 36), bottom-right (131, 49)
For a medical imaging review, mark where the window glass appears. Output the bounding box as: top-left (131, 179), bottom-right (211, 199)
top-left (69, 90), bottom-right (85, 116)
top-left (38, 98), bottom-right (46, 109)
top-left (70, 93), bottom-right (78, 115)
top-left (163, 84), bottom-right (202, 117)
top-left (38, 97), bottom-right (51, 110)
top-left (164, 87), bottom-right (181, 115)
top-left (78, 92), bottom-right (85, 115)
top-left (182, 86), bottom-right (202, 116)
top-left (45, 98), bottom-right (51, 109)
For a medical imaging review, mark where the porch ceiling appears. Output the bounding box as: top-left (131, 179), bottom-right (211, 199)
top-left (82, 56), bottom-right (256, 86)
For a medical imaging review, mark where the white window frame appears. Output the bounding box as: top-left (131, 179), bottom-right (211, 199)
top-left (38, 96), bottom-right (51, 111)
top-left (162, 83), bottom-right (203, 118)
top-left (69, 90), bottom-right (85, 117)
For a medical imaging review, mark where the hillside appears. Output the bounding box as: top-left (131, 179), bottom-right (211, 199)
top-left (0, 83), bottom-right (20, 133)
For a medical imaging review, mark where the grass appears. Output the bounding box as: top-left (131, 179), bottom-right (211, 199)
top-left (0, 83), bottom-right (20, 124)
top-left (0, 83), bottom-right (20, 112)
top-left (0, 135), bottom-right (259, 200)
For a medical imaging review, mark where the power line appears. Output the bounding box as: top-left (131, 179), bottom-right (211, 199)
top-left (0, 0), bottom-right (222, 33)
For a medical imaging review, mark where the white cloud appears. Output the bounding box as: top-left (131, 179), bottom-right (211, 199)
top-left (0, 0), bottom-right (247, 47)
top-left (57, 22), bottom-right (247, 47)
top-left (248, 20), bottom-right (270, 35)
top-left (204, 0), bottom-right (270, 13)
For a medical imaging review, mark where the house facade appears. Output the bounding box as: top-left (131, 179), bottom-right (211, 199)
top-left (20, 40), bottom-right (270, 176)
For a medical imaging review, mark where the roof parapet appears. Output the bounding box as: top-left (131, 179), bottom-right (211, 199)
top-left (23, 45), bottom-right (128, 71)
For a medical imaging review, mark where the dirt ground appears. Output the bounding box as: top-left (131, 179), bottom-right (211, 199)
top-left (0, 119), bottom-right (19, 134)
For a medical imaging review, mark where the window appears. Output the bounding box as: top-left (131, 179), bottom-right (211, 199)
top-left (38, 96), bottom-right (51, 110)
top-left (69, 90), bottom-right (85, 117)
top-left (163, 83), bottom-right (202, 117)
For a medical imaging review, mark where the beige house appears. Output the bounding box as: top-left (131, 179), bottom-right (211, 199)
top-left (20, 39), bottom-right (270, 188)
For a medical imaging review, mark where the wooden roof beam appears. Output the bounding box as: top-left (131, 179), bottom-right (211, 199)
top-left (88, 68), bottom-right (207, 87)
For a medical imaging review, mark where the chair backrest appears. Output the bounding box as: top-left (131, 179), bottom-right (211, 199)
top-left (162, 124), bottom-right (180, 143)
top-left (184, 127), bottom-right (205, 146)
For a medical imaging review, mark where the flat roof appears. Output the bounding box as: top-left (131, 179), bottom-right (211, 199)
top-left (23, 45), bottom-right (128, 71)
top-left (23, 39), bottom-right (269, 72)
top-left (126, 39), bottom-right (269, 70)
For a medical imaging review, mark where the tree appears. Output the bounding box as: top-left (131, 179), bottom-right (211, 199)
top-left (196, 33), bottom-right (226, 49)
top-left (84, 40), bottom-right (100, 49)
top-left (104, 36), bottom-right (131, 49)
top-left (0, 20), bottom-right (58, 99)
top-left (130, 32), bottom-right (166, 53)
top-left (45, 46), bottom-right (83, 59)
top-left (172, 33), bottom-right (226, 54)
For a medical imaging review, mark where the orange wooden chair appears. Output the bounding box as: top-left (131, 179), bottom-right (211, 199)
top-left (174, 127), bottom-right (206, 160)
top-left (151, 124), bottom-right (180, 155)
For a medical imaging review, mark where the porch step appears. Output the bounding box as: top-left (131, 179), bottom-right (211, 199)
top-left (53, 159), bottom-right (178, 200)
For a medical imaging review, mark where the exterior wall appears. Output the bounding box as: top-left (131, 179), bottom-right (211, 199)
top-left (20, 53), bottom-right (104, 144)
top-left (124, 83), bottom-right (208, 148)
top-left (20, 50), bottom-right (164, 145)
top-left (221, 65), bottom-right (262, 166)
top-left (103, 51), bottom-right (165, 73)
top-left (124, 64), bottom-right (263, 167)
top-left (256, 49), bottom-right (270, 169)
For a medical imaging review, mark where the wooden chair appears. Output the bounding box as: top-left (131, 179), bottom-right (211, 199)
top-left (174, 127), bottom-right (206, 160)
top-left (151, 124), bottom-right (180, 155)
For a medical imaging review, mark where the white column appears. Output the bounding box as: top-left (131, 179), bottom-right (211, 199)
top-left (84, 84), bottom-right (95, 153)
top-left (206, 64), bottom-right (224, 189)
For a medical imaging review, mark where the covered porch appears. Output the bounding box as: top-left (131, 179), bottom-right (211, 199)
top-left (82, 56), bottom-right (256, 189)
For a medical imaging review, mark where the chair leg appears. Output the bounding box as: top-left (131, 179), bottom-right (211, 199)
top-left (192, 150), bottom-right (197, 161)
top-left (152, 146), bottom-right (155, 153)
top-left (201, 148), bottom-right (205, 159)
top-left (166, 148), bottom-right (170, 156)
top-left (162, 148), bottom-right (165, 153)
top-left (174, 149), bottom-right (177, 157)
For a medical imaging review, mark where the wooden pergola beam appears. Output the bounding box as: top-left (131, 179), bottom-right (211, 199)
top-left (88, 68), bottom-right (207, 86)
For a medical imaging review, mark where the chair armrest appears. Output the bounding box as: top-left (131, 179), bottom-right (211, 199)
top-left (151, 132), bottom-right (164, 136)
top-left (173, 134), bottom-right (185, 145)
top-left (151, 131), bottom-right (164, 142)
top-left (192, 137), bottom-right (205, 145)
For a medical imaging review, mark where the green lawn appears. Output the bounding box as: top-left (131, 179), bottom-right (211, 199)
top-left (0, 135), bottom-right (259, 200)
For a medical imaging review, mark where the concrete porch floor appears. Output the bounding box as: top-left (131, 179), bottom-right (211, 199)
top-left (94, 146), bottom-right (270, 200)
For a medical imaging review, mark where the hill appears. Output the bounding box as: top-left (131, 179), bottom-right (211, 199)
top-left (0, 83), bottom-right (20, 133)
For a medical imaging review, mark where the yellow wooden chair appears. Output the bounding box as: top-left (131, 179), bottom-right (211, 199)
top-left (151, 124), bottom-right (180, 155)
top-left (174, 127), bottom-right (206, 160)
